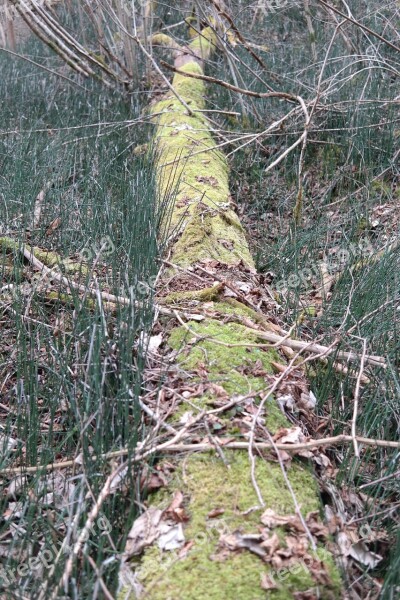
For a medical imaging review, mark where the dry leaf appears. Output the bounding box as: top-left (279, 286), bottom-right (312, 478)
top-left (273, 426), bottom-right (305, 444)
top-left (158, 522), bottom-right (185, 551)
top-left (207, 508), bottom-right (225, 519)
top-left (124, 508), bottom-right (163, 557)
top-left (45, 217), bottom-right (61, 236)
top-left (33, 189), bottom-right (45, 227)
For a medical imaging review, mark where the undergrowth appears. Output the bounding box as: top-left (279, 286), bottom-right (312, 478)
top-left (0, 33), bottom-right (164, 597)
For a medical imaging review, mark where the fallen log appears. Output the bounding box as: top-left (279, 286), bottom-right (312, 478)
top-left (118, 18), bottom-right (341, 600)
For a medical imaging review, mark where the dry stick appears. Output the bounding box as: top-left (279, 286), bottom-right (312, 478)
top-left (172, 313), bottom-right (386, 368)
top-left (50, 410), bottom-right (209, 596)
top-left (13, 240), bottom-right (195, 319)
top-left (98, 0), bottom-right (193, 114)
top-left (11, 243), bottom-right (387, 368)
top-left (19, 0), bottom-right (124, 83)
top-left (351, 337), bottom-right (367, 458)
top-left (263, 423), bottom-right (317, 552)
top-left (203, 420), bottom-right (230, 468)
top-left (316, 0), bottom-right (400, 53)
top-left (192, 262), bottom-right (262, 314)
top-left (209, 0), bottom-right (269, 70)
top-left (294, 22), bottom-right (342, 222)
top-left (293, 96), bottom-right (310, 223)
top-left (252, 329), bottom-right (385, 368)
top-left (303, 0), bottom-right (317, 62)
top-left (172, 275), bottom-right (374, 525)
top-left (1, 435), bottom-right (399, 477)
top-left (134, 35), bottom-right (193, 116)
top-left (358, 469), bottom-right (400, 490)
top-left (11, 0), bottom-right (95, 78)
top-left (86, 555), bottom-right (115, 600)
top-left (160, 60), bottom-right (299, 103)
top-left (138, 398), bottom-right (178, 435)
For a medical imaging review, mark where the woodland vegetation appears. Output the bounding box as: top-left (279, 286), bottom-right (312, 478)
top-left (0, 1), bottom-right (399, 599)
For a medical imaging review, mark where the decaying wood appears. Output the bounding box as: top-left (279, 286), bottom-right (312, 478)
top-left (117, 15), bottom-right (342, 600)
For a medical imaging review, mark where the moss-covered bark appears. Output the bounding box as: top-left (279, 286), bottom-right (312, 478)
top-left (119, 23), bottom-right (341, 600)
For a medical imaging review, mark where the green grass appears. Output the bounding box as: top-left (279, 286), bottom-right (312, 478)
top-left (0, 34), bottom-right (166, 597)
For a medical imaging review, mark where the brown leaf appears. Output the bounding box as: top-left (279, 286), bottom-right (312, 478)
top-left (45, 217), bottom-right (61, 236)
top-left (261, 509), bottom-right (303, 532)
top-left (305, 512), bottom-right (329, 539)
top-left (294, 591), bottom-right (318, 600)
top-left (178, 540), bottom-right (195, 558)
top-left (124, 507), bottom-right (163, 557)
top-left (143, 471), bottom-right (169, 493)
top-left (165, 491), bottom-right (189, 523)
top-left (208, 383), bottom-right (229, 398)
top-left (273, 426), bottom-right (305, 444)
top-left (260, 532), bottom-right (280, 557)
top-left (207, 508), bottom-right (225, 519)
top-left (196, 175), bottom-right (219, 187)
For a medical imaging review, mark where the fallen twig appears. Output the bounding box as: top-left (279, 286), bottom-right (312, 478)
top-left (1, 434), bottom-right (398, 477)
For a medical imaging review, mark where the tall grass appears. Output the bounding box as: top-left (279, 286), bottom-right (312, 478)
top-left (0, 33), bottom-right (163, 597)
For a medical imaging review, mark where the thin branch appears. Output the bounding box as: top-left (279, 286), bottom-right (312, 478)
top-left (316, 0), bottom-right (400, 53)
top-left (1, 435), bottom-right (399, 477)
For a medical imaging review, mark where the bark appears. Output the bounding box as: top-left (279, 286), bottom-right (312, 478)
top-left (118, 24), bottom-right (341, 600)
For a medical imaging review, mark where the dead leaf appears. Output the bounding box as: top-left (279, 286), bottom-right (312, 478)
top-left (260, 532), bottom-right (281, 557)
top-left (33, 189), bottom-right (45, 227)
top-left (179, 540), bottom-right (195, 558)
top-left (348, 541), bottom-right (383, 568)
top-left (219, 531), bottom-right (267, 559)
top-left (261, 509), bottom-right (304, 533)
top-left (124, 508), bottom-right (163, 557)
top-left (45, 217), bottom-right (61, 236)
top-left (148, 334), bottom-right (163, 353)
top-left (273, 426), bottom-right (305, 444)
top-left (143, 470), bottom-right (169, 493)
top-left (165, 490), bottom-right (189, 523)
top-left (305, 512), bottom-right (329, 539)
top-left (207, 508), bottom-right (225, 518)
top-left (158, 522), bottom-right (185, 551)
top-left (196, 175), bottom-right (219, 187)
top-left (208, 383), bottom-right (229, 398)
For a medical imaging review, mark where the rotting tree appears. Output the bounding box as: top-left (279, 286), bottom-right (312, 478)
top-left (6, 2), bottom-right (345, 598)
top-left (117, 18), bottom-right (342, 600)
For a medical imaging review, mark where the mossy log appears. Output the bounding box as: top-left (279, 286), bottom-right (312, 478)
top-left (119, 23), bottom-right (341, 600)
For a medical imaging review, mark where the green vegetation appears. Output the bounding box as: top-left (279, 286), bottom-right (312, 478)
top-left (0, 33), bottom-right (162, 597)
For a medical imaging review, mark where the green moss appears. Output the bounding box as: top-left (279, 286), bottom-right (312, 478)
top-left (122, 453), bottom-right (339, 600)
top-left (0, 236), bottom-right (88, 274)
top-left (189, 26), bottom-right (218, 61)
top-left (43, 291), bottom-right (95, 309)
top-left (169, 320), bottom-right (275, 377)
top-left (161, 284), bottom-right (223, 305)
top-left (168, 319), bottom-right (287, 431)
top-left (216, 298), bottom-right (267, 324)
top-left (121, 27), bottom-right (341, 600)
top-left (370, 179), bottom-right (391, 196)
top-left (150, 54), bottom-right (254, 271)
top-left (170, 209), bottom-right (254, 269)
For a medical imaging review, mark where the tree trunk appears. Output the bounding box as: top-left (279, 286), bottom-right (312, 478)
top-left (119, 25), bottom-right (341, 600)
